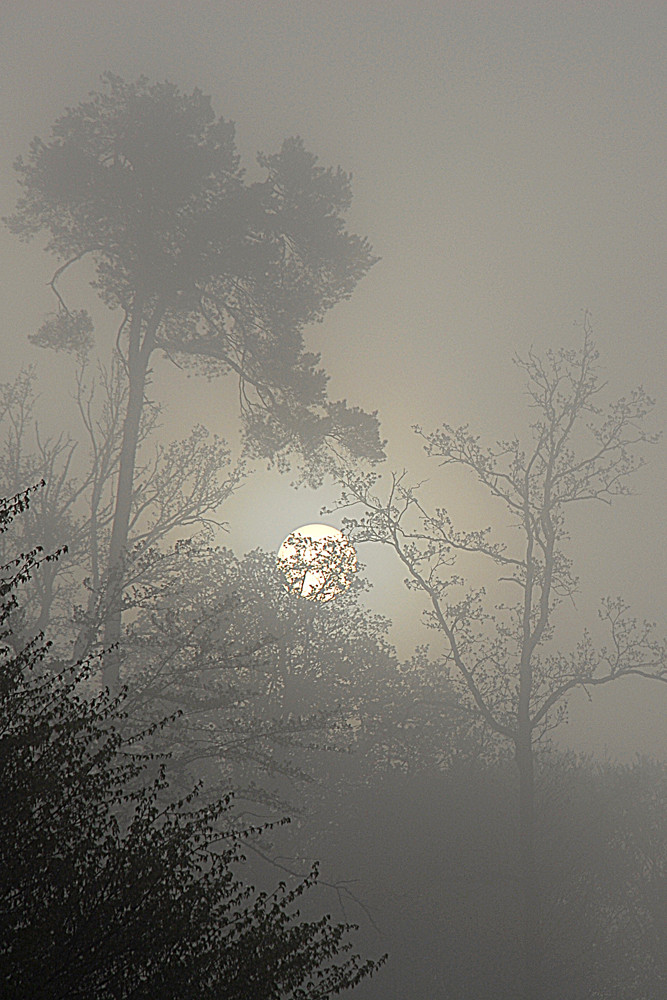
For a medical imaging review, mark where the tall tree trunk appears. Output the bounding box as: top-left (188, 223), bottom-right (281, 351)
top-left (102, 293), bottom-right (162, 691)
top-left (516, 729), bottom-right (542, 999)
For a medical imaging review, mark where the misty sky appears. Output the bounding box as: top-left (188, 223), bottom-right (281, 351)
top-left (1, 1), bottom-right (665, 758)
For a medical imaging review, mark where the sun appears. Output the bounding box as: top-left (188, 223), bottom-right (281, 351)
top-left (277, 524), bottom-right (358, 602)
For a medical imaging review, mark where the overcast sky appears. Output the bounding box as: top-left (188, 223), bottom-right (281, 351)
top-left (1, 1), bottom-right (665, 757)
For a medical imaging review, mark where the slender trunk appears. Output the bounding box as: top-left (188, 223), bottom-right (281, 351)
top-left (516, 490), bottom-right (544, 997)
top-left (70, 459), bottom-right (105, 664)
top-left (102, 363), bottom-right (148, 690)
top-left (278, 632), bottom-right (296, 715)
top-left (516, 729), bottom-right (542, 999)
top-left (102, 292), bottom-right (163, 691)
top-left (265, 612), bottom-right (294, 716)
top-left (34, 562), bottom-right (56, 637)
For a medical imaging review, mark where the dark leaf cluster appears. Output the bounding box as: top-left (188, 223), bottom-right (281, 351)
top-left (0, 492), bottom-right (382, 999)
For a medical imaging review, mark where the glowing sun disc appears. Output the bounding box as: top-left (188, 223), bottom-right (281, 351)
top-left (277, 523), bottom-right (357, 601)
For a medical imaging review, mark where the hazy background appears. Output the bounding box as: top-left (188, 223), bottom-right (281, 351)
top-left (1, 0), bottom-right (665, 758)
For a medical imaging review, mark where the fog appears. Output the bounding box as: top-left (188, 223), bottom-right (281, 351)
top-left (1, 3), bottom-right (665, 998)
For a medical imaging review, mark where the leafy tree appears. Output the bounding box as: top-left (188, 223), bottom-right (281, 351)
top-left (110, 541), bottom-right (465, 805)
top-left (0, 370), bottom-right (447, 834)
top-left (333, 323), bottom-right (667, 998)
top-left (277, 530), bottom-right (358, 602)
top-left (0, 490), bottom-right (382, 999)
top-left (5, 72), bottom-right (385, 688)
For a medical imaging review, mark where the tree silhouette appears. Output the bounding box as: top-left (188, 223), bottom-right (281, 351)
top-left (5, 73), bottom-right (384, 689)
top-left (0, 490), bottom-right (383, 999)
top-left (333, 323), bottom-right (667, 998)
top-left (0, 364), bottom-right (242, 657)
top-left (106, 541), bottom-right (454, 800)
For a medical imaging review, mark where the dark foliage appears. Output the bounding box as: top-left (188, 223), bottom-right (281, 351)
top-left (0, 490), bottom-right (382, 999)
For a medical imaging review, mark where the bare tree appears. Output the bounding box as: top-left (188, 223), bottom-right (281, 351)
top-left (332, 321), bottom-right (666, 998)
top-left (0, 364), bottom-right (242, 659)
